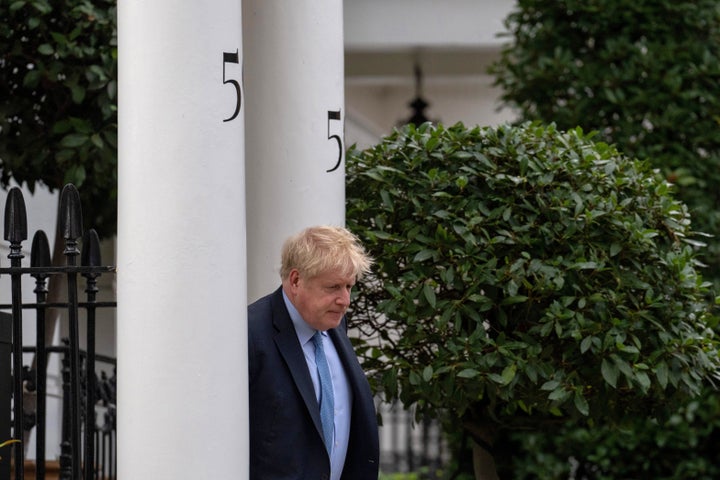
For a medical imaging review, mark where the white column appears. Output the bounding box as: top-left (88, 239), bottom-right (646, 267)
top-left (117, 2), bottom-right (248, 478)
top-left (243, 0), bottom-right (346, 302)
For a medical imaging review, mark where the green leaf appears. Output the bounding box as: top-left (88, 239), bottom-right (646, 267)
top-left (37, 43), bottom-right (54, 55)
top-left (635, 371), bottom-right (651, 393)
top-left (422, 284), bottom-right (437, 308)
top-left (413, 249), bottom-right (435, 262)
top-left (548, 387), bottom-right (571, 402)
top-left (614, 356), bottom-right (633, 378)
top-left (655, 361), bottom-right (669, 389)
top-left (52, 119), bottom-right (74, 135)
top-left (601, 359), bottom-right (618, 388)
top-left (457, 368), bottom-right (480, 379)
top-left (549, 407), bottom-right (563, 417)
top-left (541, 380), bottom-right (560, 391)
top-left (70, 83), bottom-right (86, 103)
top-left (500, 295), bottom-right (528, 305)
top-left (517, 399), bottom-right (530, 413)
top-left (574, 392), bottom-right (589, 416)
top-left (60, 133), bottom-right (88, 148)
top-left (90, 134), bottom-right (104, 149)
top-left (422, 365), bottom-right (433, 382)
top-left (574, 262), bottom-right (598, 270)
top-left (617, 344), bottom-right (639, 354)
top-left (64, 165), bottom-right (86, 187)
top-left (500, 364), bottom-right (517, 385)
top-left (23, 70), bottom-right (41, 88)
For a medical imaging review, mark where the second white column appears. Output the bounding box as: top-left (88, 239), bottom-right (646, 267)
top-left (244, 0), bottom-right (346, 301)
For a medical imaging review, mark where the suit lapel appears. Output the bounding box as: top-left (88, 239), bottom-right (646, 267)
top-left (270, 291), bottom-right (325, 441)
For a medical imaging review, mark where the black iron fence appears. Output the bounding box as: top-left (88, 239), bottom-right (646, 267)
top-left (0, 184), bottom-right (116, 480)
top-left (377, 400), bottom-right (450, 476)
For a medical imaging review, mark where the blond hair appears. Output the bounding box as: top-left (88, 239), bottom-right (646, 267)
top-left (280, 225), bottom-right (373, 281)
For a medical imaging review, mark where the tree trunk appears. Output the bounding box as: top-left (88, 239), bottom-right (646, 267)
top-left (464, 420), bottom-right (500, 480)
top-left (472, 440), bottom-right (500, 480)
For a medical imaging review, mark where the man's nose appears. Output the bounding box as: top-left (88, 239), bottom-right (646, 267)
top-left (337, 288), bottom-right (351, 306)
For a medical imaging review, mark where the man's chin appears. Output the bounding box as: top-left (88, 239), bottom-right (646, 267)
top-left (326, 314), bottom-right (344, 329)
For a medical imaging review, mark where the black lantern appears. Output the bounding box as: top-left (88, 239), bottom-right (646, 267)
top-left (404, 63), bottom-right (435, 126)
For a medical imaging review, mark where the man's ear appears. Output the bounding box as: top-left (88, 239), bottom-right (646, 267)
top-left (288, 269), bottom-right (300, 289)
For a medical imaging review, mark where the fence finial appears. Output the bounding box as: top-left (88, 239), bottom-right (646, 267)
top-left (31, 230), bottom-right (52, 268)
top-left (3, 186), bottom-right (28, 244)
top-left (59, 184), bottom-right (83, 241)
top-left (82, 229), bottom-right (101, 268)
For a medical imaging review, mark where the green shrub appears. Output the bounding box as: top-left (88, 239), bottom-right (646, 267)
top-left (346, 121), bottom-right (719, 476)
top-left (501, 394), bottom-right (720, 479)
top-left (489, 0), bottom-right (720, 281)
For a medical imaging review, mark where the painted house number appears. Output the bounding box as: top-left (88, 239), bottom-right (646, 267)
top-left (222, 51), bottom-right (343, 173)
top-left (222, 50), bottom-right (241, 123)
top-left (326, 109), bottom-right (343, 172)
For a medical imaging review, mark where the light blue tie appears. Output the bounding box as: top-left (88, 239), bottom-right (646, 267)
top-left (312, 331), bottom-right (334, 453)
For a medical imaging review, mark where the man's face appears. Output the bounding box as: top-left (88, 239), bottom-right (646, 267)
top-left (287, 268), bottom-right (355, 331)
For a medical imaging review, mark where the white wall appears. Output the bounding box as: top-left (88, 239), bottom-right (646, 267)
top-left (344, 0), bottom-right (513, 49)
top-left (346, 75), bottom-right (516, 148)
top-left (344, 0), bottom-right (518, 148)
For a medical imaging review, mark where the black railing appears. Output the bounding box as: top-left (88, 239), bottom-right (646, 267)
top-left (0, 185), bottom-right (116, 480)
top-left (377, 400), bottom-right (450, 476)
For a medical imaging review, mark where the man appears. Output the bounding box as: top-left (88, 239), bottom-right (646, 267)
top-left (248, 225), bottom-right (380, 480)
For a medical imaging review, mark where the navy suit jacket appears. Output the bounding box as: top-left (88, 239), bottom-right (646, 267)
top-left (248, 287), bottom-right (379, 480)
